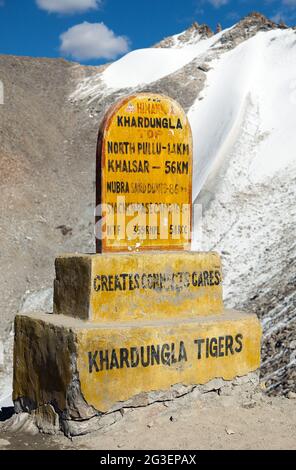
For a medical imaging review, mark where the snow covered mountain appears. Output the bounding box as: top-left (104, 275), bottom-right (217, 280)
top-left (70, 12), bottom-right (296, 395)
top-left (0, 13), bottom-right (295, 407)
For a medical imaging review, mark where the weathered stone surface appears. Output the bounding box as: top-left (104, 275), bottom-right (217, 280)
top-left (109, 383), bottom-right (197, 412)
top-left (233, 371), bottom-right (259, 386)
top-left (62, 411), bottom-right (122, 437)
top-left (0, 439), bottom-right (10, 448)
top-left (54, 256), bottom-right (91, 321)
top-left (13, 310), bottom-right (261, 422)
top-left (33, 404), bottom-right (60, 435)
top-left (0, 411), bottom-right (39, 435)
top-left (53, 252), bottom-right (223, 322)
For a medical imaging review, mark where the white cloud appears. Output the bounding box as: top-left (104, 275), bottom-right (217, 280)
top-left (36, 0), bottom-right (101, 14)
top-left (207, 0), bottom-right (229, 7)
top-left (60, 22), bottom-right (130, 61)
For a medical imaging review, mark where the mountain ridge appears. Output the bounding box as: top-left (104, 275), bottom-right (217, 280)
top-left (155, 12), bottom-right (291, 49)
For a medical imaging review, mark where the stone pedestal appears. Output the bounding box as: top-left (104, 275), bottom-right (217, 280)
top-left (13, 252), bottom-right (262, 435)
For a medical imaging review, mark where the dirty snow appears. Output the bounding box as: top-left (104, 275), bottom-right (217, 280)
top-left (70, 29), bottom-right (227, 102)
top-left (102, 33), bottom-right (222, 89)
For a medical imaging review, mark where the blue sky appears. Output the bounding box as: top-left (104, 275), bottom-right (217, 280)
top-left (0, 0), bottom-right (296, 64)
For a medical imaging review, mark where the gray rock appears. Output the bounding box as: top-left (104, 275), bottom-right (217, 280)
top-left (33, 404), bottom-right (60, 435)
top-left (0, 439), bottom-right (10, 448)
top-left (290, 351), bottom-right (296, 363)
top-left (198, 64), bottom-right (211, 72)
top-left (61, 411), bottom-right (122, 437)
top-left (199, 378), bottom-right (225, 392)
top-left (0, 412), bottom-right (39, 435)
top-left (233, 372), bottom-right (260, 386)
top-left (19, 288), bottom-right (53, 314)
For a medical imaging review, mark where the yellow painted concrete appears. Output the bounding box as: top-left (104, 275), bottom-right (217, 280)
top-left (91, 251), bottom-right (223, 321)
top-left (77, 310), bottom-right (261, 411)
top-left (98, 93), bottom-right (193, 252)
top-left (54, 252), bottom-right (223, 322)
top-left (13, 311), bottom-right (261, 414)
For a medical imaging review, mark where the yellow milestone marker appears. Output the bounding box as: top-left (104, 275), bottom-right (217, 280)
top-left (12, 92), bottom-right (262, 435)
top-left (96, 93), bottom-right (193, 253)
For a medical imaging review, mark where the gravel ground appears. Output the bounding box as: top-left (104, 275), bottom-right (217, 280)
top-left (0, 396), bottom-right (296, 450)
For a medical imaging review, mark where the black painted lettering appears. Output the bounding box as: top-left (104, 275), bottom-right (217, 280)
top-left (179, 341), bottom-right (188, 362)
top-left (114, 274), bottom-right (122, 291)
top-left (235, 334), bottom-right (243, 353)
top-left (120, 348), bottom-right (130, 369)
top-left (209, 337), bottom-right (218, 357)
top-left (203, 271), bottom-right (209, 286)
top-left (131, 347), bottom-right (139, 368)
top-left (209, 271), bottom-right (215, 286)
top-left (93, 275), bottom-right (101, 292)
top-left (134, 273), bottom-right (140, 289)
top-left (194, 339), bottom-right (205, 359)
top-left (171, 342), bottom-right (177, 364)
top-left (108, 160), bottom-right (115, 172)
top-left (88, 351), bottom-right (99, 373)
top-left (218, 336), bottom-right (225, 357)
top-left (198, 272), bottom-right (204, 287)
top-left (101, 275), bottom-right (108, 291)
top-left (215, 271), bottom-right (222, 285)
top-left (124, 116), bottom-right (131, 127)
top-left (225, 335), bottom-right (234, 356)
top-left (206, 338), bottom-right (210, 358)
top-left (161, 343), bottom-right (170, 365)
top-left (141, 346), bottom-right (151, 367)
top-left (151, 345), bottom-right (160, 365)
top-left (110, 349), bottom-right (119, 369)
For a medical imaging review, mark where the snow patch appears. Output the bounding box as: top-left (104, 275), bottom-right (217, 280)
top-left (188, 29), bottom-right (296, 199)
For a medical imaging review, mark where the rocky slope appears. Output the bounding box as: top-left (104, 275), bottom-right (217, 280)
top-left (0, 12), bottom-right (295, 404)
